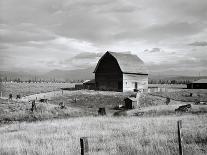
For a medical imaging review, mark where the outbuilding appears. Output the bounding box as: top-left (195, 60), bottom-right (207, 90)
top-left (94, 51), bottom-right (148, 92)
top-left (187, 79), bottom-right (207, 89)
top-left (83, 79), bottom-right (96, 90)
top-left (124, 97), bottom-right (137, 109)
top-left (75, 84), bottom-right (84, 90)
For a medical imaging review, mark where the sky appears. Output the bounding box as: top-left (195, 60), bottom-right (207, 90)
top-left (0, 0), bottom-right (207, 76)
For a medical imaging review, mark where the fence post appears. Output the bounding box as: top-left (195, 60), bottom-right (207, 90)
top-left (80, 137), bottom-right (89, 155)
top-left (98, 107), bottom-right (106, 116)
top-left (177, 120), bottom-right (183, 155)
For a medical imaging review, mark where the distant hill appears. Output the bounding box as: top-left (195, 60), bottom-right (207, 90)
top-left (1, 68), bottom-right (207, 83)
top-left (45, 67), bottom-right (95, 81)
top-left (0, 67), bottom-right (95, 82)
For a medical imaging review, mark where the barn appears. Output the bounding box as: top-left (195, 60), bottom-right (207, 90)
top-left (93, 51), bottom-right (148, 92)
top-left (187, 79), bottom-right (207, 89)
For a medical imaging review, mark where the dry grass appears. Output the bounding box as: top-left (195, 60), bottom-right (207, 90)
top-left (0, 98), bottom-right (91, 124)
top-left (126, 104), bottom-right (207, 117)
top-left (0, 90), bottom-right (132, 123)
top-left (151, 89), bottom-right (207, 102)
top-left (0, 85), bottom-right (206, 154)
top-left (0, 82), bottom-right (74, 98)
top-left (0, 115), bottom-right (206, 155)
top-left (1, 89), bottom-right (207, 124)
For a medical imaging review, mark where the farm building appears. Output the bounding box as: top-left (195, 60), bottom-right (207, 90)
top-left (75, 84), bottom-right (84, 90)
top-left (124, 97), bottom-right (137, 109)
top-left (187, 79), bottom-right (207, 89)
top-left (94, 51), bottom-right (148, 92)
top-left (83, 79), bottom-right (96, 90)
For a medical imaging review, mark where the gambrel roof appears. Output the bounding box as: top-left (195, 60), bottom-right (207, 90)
top-left (94, 51), bottom-right (148, 74)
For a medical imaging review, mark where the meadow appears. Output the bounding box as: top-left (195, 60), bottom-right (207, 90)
top-left (0, 82), bottom-right (75, 98)
top-left (0, 115), bottom-right (206, 155)
top-left (0, 83), bottom-right (207, 154)
top-left (150, 89), bottom-right (207, 102)
top-left (0, 89), bottom-right (179, 124)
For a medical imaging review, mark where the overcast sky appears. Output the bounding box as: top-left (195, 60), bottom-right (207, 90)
top-left (0, 0), bottom-right (207, 76)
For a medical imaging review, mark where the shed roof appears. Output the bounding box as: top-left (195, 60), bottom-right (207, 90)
top-left (94, 51), bottom-right (148, 74)
top-left (124, 97), bottom-right (137, 102)
top-left (192, 79), bottom-right (207, 83)
top-left (83, 79), bottom-right (95, 84)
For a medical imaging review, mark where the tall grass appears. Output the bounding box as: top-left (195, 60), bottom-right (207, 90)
top-left (0, 99), bottom-right (90, 124)
top-left (0, 115), bottom-right (206, 155)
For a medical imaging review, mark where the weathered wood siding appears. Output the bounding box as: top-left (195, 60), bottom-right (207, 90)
top-left (95, 73), bottom-right (122, 91)
top-left (123, 73), bottom-right (148, 92)
top-left (95, 53), bottom-right (123, 91)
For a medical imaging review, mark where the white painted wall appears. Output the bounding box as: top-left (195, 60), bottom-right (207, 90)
top-left (123, 74), bottom-right (148, 92)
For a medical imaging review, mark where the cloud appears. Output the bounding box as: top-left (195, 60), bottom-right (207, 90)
top-left (73, 52), bottom-right (103, 59)
top-left (0, 0), bottom-right (207, 75)
top-left (188, 41), bottom-right (207, 46)
top-left (0, 24), bottom-right (56, 43)
top-left (114, 22), bottom-right (205, 43)
top-left (56, 52), bottom-right (103, 69)
top-left (147, 58), bottom-right (207, 76)
top-left (144, 48), bottom-right (161, 53)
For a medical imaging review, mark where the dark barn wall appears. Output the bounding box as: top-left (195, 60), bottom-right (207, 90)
top-left (95, 73), bottom-right (122, 91)
top-left (95, 54), bottom-right (123, 91)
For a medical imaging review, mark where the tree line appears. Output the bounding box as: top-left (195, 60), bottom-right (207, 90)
top-left (149, 79), bottom-right (193, 84)
top-left (0, 76), bottom-right (84, 83)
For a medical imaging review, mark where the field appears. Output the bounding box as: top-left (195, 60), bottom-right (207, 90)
top-left (150, 89), bottom-right (207, 102)
top-left (0, 82), bottom-right (75, 98)
top-left (0, 90), bottom-right (169, 123)
top-left (0, 115), bottom-right (207, 155)
top-left (1, 88), bottom-right (195, 124)
top-left (0, 83), bottom-right (207, 154)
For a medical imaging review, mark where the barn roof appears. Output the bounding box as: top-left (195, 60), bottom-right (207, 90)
top-left (94, 51), bottom-right (148, 74)
top-left (192, 79), bottom-right (207, 83)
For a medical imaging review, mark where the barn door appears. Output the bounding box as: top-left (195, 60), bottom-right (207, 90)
top-left (118, 81), bottom-right (122, 91)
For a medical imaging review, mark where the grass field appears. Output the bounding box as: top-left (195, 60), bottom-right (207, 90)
top-left (150, 89), bottom-right (207, 102)
top-left (0, 82), bottom-right (75, 98)
top-left (0, 83), bottom-right (207, 154)
top-left (0, 115), bottom-right (206, 155)
top-left (1, 88), bottom-right (207, 124)
top-left (0, 89), bottom-right (183, 124)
